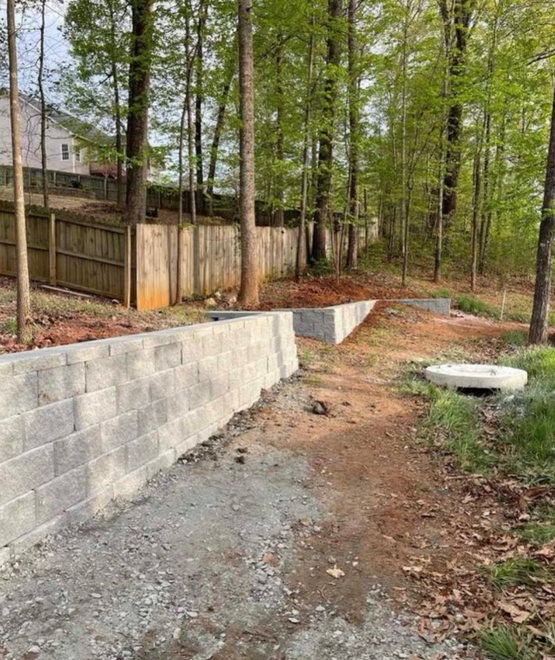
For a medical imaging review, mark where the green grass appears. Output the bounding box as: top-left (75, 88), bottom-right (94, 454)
top-left (0, 318), bottom-right (17, 335)
top-left (500, 330), bottom-right (528, 347)
top-left (455, 295), bottom-right (498, 318)
top-left (415, 383), bottom-right (492, 471)
top-left (502, 346), bottom-right (555, 388)
top-left (486, 558), bottom-right (548, 589)
top-left (517, 508), bottom-right (555, 544)
top-left (480, 623), bottom-right (535, 660)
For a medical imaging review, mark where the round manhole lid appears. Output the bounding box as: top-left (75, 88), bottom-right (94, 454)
top-left (425, 364), bottom-right (527, 390)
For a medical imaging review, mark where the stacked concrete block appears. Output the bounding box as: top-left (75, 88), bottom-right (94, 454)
top-left (388, 298), bottom-right (451, 315)
top-left (0, 312), bottom-right (298, 564)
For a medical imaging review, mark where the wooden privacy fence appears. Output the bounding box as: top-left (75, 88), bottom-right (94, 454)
top-left (135, 224), bottom-right (301, 309)
top-left (0, 207), bottom-right (133, 303)
top-left (0, 206), bottom-right (376, 311)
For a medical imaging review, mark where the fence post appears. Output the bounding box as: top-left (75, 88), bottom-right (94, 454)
top-left (193, 225), bottom-right (200, 295)
top-left (49, 213), bottom-right (57, 285)
top-left (124, 225), bottom-right (132, 308)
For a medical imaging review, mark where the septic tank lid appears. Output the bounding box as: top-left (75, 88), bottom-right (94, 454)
top-left (425, 364), bottom-right (527, 390)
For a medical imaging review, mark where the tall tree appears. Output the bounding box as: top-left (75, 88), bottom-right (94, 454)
top-left (38, 0), bottom-right (49, 210)
top-left (7, 0), bottom-right (30, 342)
top-left (311, 0), bottom-right (343, 262)
top-left (126, 0), bottom-right (154, 225)
top-left (439, 0), bottom-right (473, 229)
top-left (345, 0), bottom-right (359, 270)
top-left (238, 0), bottom-right (259, 306)
top-left (529, 81), bottom-right (555, 344)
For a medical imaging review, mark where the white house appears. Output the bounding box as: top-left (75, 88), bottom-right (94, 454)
top-left (0, 91), bottom-right (110, 176)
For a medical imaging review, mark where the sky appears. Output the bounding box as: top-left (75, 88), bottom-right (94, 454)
top-left (0, 1), bottom-right (69, 98)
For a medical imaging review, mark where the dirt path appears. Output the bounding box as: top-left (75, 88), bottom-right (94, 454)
top-left (0, 308), bottom-right (523, 660)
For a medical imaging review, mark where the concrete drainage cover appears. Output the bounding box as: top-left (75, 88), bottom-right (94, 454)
top-left (425, 364), bottom-right (528, 390)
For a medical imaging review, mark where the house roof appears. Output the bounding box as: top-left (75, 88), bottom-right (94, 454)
top-left (0, 89), bottom-right (112, 146)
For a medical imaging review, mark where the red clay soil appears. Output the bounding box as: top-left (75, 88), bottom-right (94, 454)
top-left (257, 308), bottom-right (533, 642)
top-left (258, 273), bottom-right (420, 309)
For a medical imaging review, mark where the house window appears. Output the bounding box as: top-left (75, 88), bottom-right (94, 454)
top-left (75, 148), bottom-right (81, 162)
top-left (61, 144), bottom-right (70, 161)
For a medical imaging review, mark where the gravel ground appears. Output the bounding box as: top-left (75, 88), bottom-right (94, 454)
top-left (0, 383), bottom-right (473, 660)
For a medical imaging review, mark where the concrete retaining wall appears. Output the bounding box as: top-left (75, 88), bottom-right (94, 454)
top-left (208, 301), bottom-right (377, 345)
top-left (0, 313), bottom-right (298, 564)
top-left (388, 298), bottom-right (450, 315)
top-left (289, 300), bottom-right (377, 344)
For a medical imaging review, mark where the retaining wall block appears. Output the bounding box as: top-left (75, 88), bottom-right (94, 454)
top-left (38, 363), bottom-right (85, 406)
top-left (54, 426), bottom-right (103, 476)
top-left (0, 492), bottom-right (36, 548)
top-left (87, 446), bottom-right (127, 495)
top-left (23, 399), bottom-right (74, 451)
top-left (100, 410), bottom-right (139, 453)
top-left (85, 354), bottom-right (128, 392)
top-left (116, 379), bottom-right (151, 414)
top-left (35, 466), bottom-right (88, 525)
top-left (0, 415), bottom-right (24, 462)
top-left (74, 387), bottom-right (117, 430)
top-left (137, 398), bottom-right (168, 436)
top-left (0, 444), bottom-right (55, 507)
top-left (126, 431), bottom-right (160, 472)
top-left (0, 372), bottom-right (38, 421)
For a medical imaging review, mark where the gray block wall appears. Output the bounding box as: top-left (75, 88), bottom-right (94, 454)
top-left (388, 298), bottom-right (451, 315)
top-left (0, 313), bottom-right (298, 564)
top-left (208, 303), bottom-right (377, 345)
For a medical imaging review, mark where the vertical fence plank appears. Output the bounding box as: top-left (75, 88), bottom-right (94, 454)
top-left (124, 225), bottom-right (131, 308)
top-left (49, 213), bottom-right (57, 285)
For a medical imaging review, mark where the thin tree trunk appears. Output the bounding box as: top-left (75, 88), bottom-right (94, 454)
top-left (238, 0), bottom-right (258, 306)
top-left (185, 7), bottom-right (197, 227)
top-left (195, 0), bottom-right (206, 215)
top-left (439, 0), bottom-right (472, 230)
top-left (108, 0), bottom-right (124, 208)
top-left (470, 147), bottom-right (481, 291)
top-left (7, 0), bottom-right (30, 341)
top-left (346, 0), bottom-right (359, 270)
top-left (176, 90), bottom-right (187, 305)
top-left (434, 152), bottom-right (444, 283)
top-left (38, 0), bottom-right (49, 210)
top-left (529, 82), bottom-right (555, 344)
top-left (273, 38), bottom-right (285, 227)
top-left (125, 0), bottom-right (153, 225)
top-left (207, 64), bottom-right (234, 216)
top-left (296, 16), bottom-right (315, 281)
top-left (311, 0), bottom-right (343, 262)
top-left (400, 4), bottom-right (409, 286)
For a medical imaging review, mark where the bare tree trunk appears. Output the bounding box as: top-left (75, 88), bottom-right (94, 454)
top-left (470, 148), bottom-right (481, 291)
top-left (400, 1), bottom-right (409, 286)
top-left (273, 39), bottom-right (285, 227)
top-left (38, 0), bottom-right (49, 210)
top-left (311, 0), bottom-right (342, 262)
top-left (346, 0), bottom-right (359, 270)
top-left (529, 82), bottom-right (555, 344)
top-left (185, 6), bottom-right (197, 228)
top-left (238, 0), bottom-right (258, 307)
top-left (207, 63), bottom-right (234, 216)
top-left (295, 17), bottom-right (315, 281)
top-left (176, 93), bottom-right (187, 306)
top-left (195, 0), bottom-right (206, 215)
top-left (125, 0), bottom-right (153, 225)
top-left (7, 0), bottom-right (30, 341)
top-left (439, 0), bottom-right (472, 231)
top-left (107, 0), bottom-right (124, 208)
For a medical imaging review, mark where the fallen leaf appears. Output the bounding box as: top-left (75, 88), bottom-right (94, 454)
top-left (326, 565), bottom-right (345, 579)
top-left (498, 600), bottom-right (531, 624)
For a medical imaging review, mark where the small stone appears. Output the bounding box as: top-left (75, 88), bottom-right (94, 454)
top-left (27, 646), bottom-right (41, 655)
top-left (187, 611), bottom-right (199, 619)
top-left (90, 593), bottom-right (102, 599)
top-left (288, 618), bottom-right (300, 624)
top-left (315, 605), bottom-right (326, 612)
